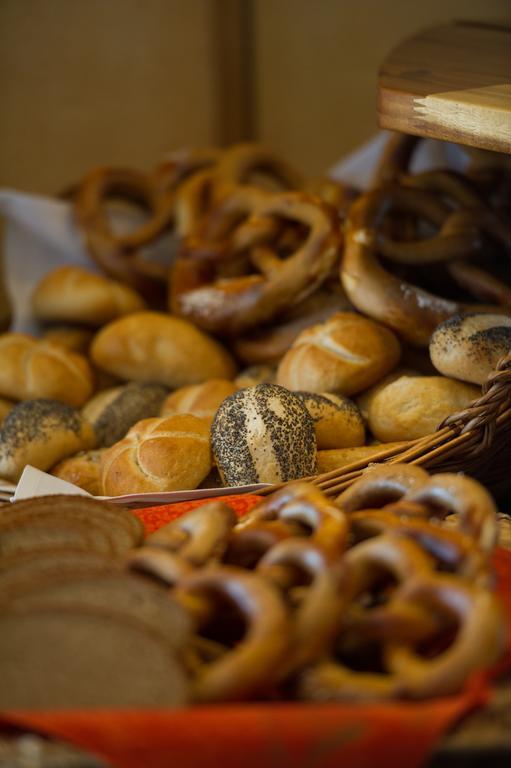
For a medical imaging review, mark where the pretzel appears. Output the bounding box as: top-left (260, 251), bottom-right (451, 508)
top-left (349, 510), bottom-right (489, 584)
top-left (144, 502), bottom-right (237, 566)
top-left (336, 464), bottom-right (430, 513)
top-left (173, 566), bottom-right (291, 701)
top-left (215, 143), bottom-right (303, 195)
top-left (224, 519), bottom-right (306, 569)
top-left (406, 473), bottom-right (499, 553)
top-left (74, 167), bottom-right (174, 298)
top-left (152, 147), bottom-right (223, 195)
top-left (238, 482), bottom-right (349, 558)
top-left (126, 546), bottom-right (194, 586)
top-left (171, 190), bottom-right (341, 335)
top-left (342, 184), bottom-right (511, 346)
top-left (257, 539), bottom-right (345, 675)
top-left (385, 574), bottom-right (506, 698)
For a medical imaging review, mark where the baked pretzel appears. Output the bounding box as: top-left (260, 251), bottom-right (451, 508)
top-left (173, 566), bottom-right (291, 701)
top-left (257, 538), bottom-right (345, 675)
top-left (74, 167), bottom-right (175, 299)
top-left (337, 464), bottom-right (430, 513)
top-left (385, 574), bottom-right (506, 698)
top-left (342, 184), bottom-right (510, 346)
top-left (127, 546), bottom-right (194, 586)
top-left (171, 189), bottom-right (341, 335)
top-left (238, 482), bottom-right (349, 558)
top-left (144, 501), bottom-right (237, 566)
top-left (215, 143), bottom-right (303, 195)
top-left (152, 147), bottom-right (223, 195)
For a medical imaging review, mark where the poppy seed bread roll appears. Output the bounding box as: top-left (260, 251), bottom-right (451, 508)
top-left (211, 383), bottom-right (316, 486)
top-left (430, 313), bottom-right (511, 385)
top-left (90, 312), bottom-right (237, 387)
top-left (0, 399), bottom-right (96, 482)
top-left (296, 392), bottom-right (365, 449)
top-left (101, 414), bottom-right (212, 496)
top-left (83, 382), bottom-right (169, 446)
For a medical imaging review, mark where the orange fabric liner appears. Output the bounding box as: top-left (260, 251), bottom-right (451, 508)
top-left (2, 495), bottom-right (510, 768)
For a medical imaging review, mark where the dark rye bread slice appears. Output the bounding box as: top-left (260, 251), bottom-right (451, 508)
top-left (0, 550), bottom-right (121, 596)
top-left (0, 515), bottom-right (113, 556)
top-left (0, 605), bottom-right (189, 708)
top-left (0, 495), bottom-right (144, 556)
top-left (1, 571), bottom-right (191, 650)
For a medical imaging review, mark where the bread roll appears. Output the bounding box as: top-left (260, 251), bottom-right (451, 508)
top-left (91, 312), bottom-right (237, 386)
top-left (368, 376), bottom-right (480, 442)
top-left (32, 266), bottom-right (146, 326)
top-left (83, 382), bottom-right (169, 446)
top-left (430, 313), bottom-right (511, 385)
top-left (235, 365), bottom-right (276, 389)
top-left (52, 449), bottom-right (105, 495)
top-left (0, 397), bottom-right (15, 426)
top-left (161, 379), bottom-right (236, 424)
top-left (211, 383), bottom-right (316, 485)
top-left (0, 334), bottom-right (94, 407)
top-left (356, 367), bottom-right (420, 423)
top-left (317, 443), bottom-right (405, 474)
top-left (296, 392), bottom-right (365, 449)
top-left (0, 399), bottom-right (96, 481)
top-left (276, 312), bottom-right (400, 396)
top-left (42, 326), bottom-right (94, 354)
top-left (101, 414), bottom-right (212, 495)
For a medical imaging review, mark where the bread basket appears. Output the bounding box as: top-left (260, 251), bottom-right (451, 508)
top-left (258, 350), bottom-right (511, 500)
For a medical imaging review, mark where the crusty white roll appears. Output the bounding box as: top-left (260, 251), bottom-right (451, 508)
top-left (296, 392), bottom-right (365, 450)
top-left (160, 379), bottom-right (237, 424)
top-left (101, 414), bottom-right (212, 495)
top-left (317, 442), bottom-right (405, 474)
top-left (235, 365), bottom-right (276, 389)
top-left (0, 334), bottom-right (94, 407)
top-left (211, 383), bottom-right (316, 486)
top-left (0, 397), bottom-right (14, 427)
top-left (0, 399), bottom-right (96, 482)
top-left (90, 312), bottom-right (237, 386)
top-left (276, 312), bottom-right (401, 396)
top-left (32, 266), bottom-right (146, 327)
top-left (42, 326), bottom-right (94, 355)
top-left (368, 375), bottom-right (480, 442)
top-left (52, 449), bottom-right (106, 496)
top-left (356, 367), bottom-right (420, 423)
top-left (430, 313), bottom-right (511, 385)
top-left (83, 382), bottom-right (169, 446)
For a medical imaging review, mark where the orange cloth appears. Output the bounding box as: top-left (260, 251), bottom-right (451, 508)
top-left (1, 496), bottom-right (509, 768)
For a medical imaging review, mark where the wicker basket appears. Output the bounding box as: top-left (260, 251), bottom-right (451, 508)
top-left (258, 351), bottom-right (511, 500)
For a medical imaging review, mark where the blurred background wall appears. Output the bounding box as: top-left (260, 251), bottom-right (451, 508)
top-left (1, 0), bottom-right (510, 194)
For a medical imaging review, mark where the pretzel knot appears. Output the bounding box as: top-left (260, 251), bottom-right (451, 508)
top-left (170, 189), bottom-right (341, 335)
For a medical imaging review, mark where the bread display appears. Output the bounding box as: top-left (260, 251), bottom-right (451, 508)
top-left (0, 400), bottom-right (96, 481)
top-left (234, 365), bottom-right (276, 389)
top-left (0, 333), bottom-right (94, 407)
top-left (367, 375), bottom-right (480, 442)
top-left (277, 312), bottom-right (401, 396)
top-left (211, 383), bottom-right (316, 485)
top-left (90, 311), bottom-right (237, 386)
top-left (42, 325), bottom-right (94, 354)
top-left (32, 266), bottom-right (146, 327)
top-left (317, 442), bottom-right (406, 474)
top-left (430, 313), bottom-right (511, 385)
top-left (161, 379), bottom-right (237, 424)
top-left (101, 414), bottom-right (212, 495)
top-left (296, 392), bottom-right (365, 449)
top-left (82, 381), bottom-right (169, 446)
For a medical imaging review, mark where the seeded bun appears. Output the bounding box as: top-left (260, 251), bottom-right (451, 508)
top-left (296, 392), bottom-right (365, 449)
top-left (83, 382), bottom-right (168, 446)
top-left (211, 383), bottom-right (316, 486)
top-left (0, 399), bottom-right (96, 482)
top-left (430, 313), bottom-right (511, 385)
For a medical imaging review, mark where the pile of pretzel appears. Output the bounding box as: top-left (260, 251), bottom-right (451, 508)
top-left (127, 465), bottom-right (506, 703)
top-left (72, 136), bottom-right (511, 359)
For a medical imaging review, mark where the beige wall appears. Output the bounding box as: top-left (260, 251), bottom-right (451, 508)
top-left (1, 0), bottom-right (511, 193)
top-left (254, 0), bottom-right (511, 175)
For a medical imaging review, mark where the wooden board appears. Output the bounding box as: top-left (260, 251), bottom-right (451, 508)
top-left (378, 21), bottom-right (511, 153)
